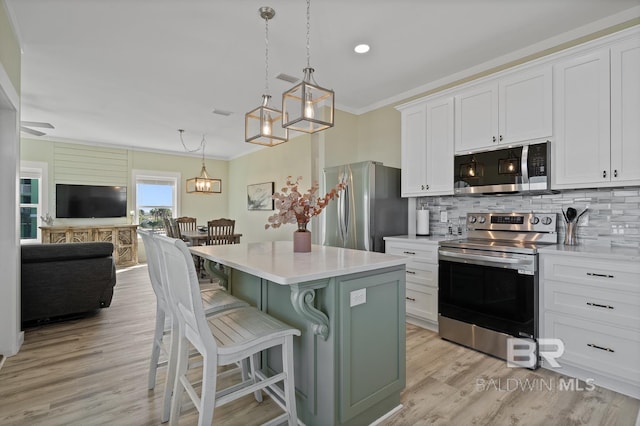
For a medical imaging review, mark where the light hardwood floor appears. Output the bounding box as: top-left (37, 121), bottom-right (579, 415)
top-left (1, 265), bottom-right (638, 425)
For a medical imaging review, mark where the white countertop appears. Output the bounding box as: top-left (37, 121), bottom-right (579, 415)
top-left (190, 241), bottom-right (408, 285)
top-left (538, 243), bottom-right (640, 262)
top-left (384, 235), bottom-right (458, 244)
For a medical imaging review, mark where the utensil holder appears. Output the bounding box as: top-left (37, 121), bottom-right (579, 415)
top-left (564, 222), bottom-right (578, 245)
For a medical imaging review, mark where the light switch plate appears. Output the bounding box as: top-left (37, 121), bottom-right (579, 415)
top-left (350, 288), bottom-right (366, 307)
top-left (440, 211), bottom-right (448, 222)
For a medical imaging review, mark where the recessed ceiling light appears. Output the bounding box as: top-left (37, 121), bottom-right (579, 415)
top-left (354, 44), bottom-right (370, 54)
top-left (211, 108), bottom-right (233, 116)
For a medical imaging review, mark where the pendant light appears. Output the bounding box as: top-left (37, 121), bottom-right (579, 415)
top-left (180, 129), bottom-right (222, 194)
top-left (245, 7), bottom-right (288, 146)
top-left (282, 0), bottom-right (334, 133)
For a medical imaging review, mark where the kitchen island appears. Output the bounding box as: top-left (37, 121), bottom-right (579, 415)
top-left (190, 241), bottom-right (407, 426)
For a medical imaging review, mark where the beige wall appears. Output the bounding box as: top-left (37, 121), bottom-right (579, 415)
top-left (228, 135), bottom-right (311, 243)
top-left (0, 2), bottom-right (20, 91)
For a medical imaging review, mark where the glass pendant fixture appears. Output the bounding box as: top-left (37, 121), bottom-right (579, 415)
top-left (179, 130), bottom-right (222, 194)
top-left (245, 7), bottom-right (288, 146)
top-left (282, 0), bottom-right (334, 133)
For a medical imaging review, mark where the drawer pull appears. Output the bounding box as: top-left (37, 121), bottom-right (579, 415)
top-left (406, 270), bottom-right (416, 275)
top-left (587, 343), bottom-right (614, 353)
top-left (586, 302), bottom-right (614, 310)
top-left (403, 251), bottom-right (416, 255)
top-left (587, 272), bottom-right (614, 279)
top-left (406, 297), bottom-right (416, 302)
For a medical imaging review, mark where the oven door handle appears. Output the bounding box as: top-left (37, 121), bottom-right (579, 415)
top-left (439, 249), bottom-right (532, 270)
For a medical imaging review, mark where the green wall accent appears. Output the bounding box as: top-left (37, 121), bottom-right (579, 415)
top-left (0, 2), bottom-right (21, 91)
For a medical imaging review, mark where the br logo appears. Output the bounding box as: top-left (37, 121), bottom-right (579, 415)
top-left (507, 338), bottom-right (565, 368)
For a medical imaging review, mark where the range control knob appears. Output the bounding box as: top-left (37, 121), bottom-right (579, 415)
top-left (541, 216), bottom-right (553, 225)
top-left (478, 216), bottom-right (486, 224)
top-left (530, 216), bottom-right (540, 225)
top-left (468, 216), bottom-right (477, 224)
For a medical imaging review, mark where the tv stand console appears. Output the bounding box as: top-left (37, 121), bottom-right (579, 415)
top-left (40, 225), bottom-right (138, 267)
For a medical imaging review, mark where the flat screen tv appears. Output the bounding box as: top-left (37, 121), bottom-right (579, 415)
top-left (56, 184), bottom-right (127, 218)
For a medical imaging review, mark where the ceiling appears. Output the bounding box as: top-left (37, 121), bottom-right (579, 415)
top-left (6, 0), bottom-right (640, 160)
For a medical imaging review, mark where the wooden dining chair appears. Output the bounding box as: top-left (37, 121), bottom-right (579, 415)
top-left (163, 217), bottom-right (175, 238)
top-left (154, 234), bottom-right (300, 426)
top-left (206, 218), bottom-right (235, 246)
top-left (138, 230), bottom-right (249, 423)
top-left (176, 216), bottom-right (197, 234)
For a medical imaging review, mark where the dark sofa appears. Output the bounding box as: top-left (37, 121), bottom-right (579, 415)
top-left (21, 242), bottom-right (117, 326)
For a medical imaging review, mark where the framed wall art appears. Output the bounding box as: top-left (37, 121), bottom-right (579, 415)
top-left (247, 181), bottom-right (274, 211)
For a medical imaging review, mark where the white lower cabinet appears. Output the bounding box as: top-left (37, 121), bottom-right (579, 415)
top-left (385, 239), bottom-right (439, 330)
top-left (540, 252), bottom-right (640, 398)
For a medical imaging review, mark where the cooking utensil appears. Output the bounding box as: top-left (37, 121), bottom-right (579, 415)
top-left (576, 207), bottom-right (589, 222)
top-left (561, 208), bottom-right (569, 223)
top-left (566, 207), bottom-right (577, 222)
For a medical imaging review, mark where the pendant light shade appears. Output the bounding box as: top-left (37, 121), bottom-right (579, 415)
top-left (245, 94), bottom-right (288, 146)
top-left (282, 67), bottom-right (334, 133)
top-left (282, 0), bottom-right (334, 134)
top-left (245, 7), bottom-right (288, 146)
top-left (179, 129), bottom-right (222, 194)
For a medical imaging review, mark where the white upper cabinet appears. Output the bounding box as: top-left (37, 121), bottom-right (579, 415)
top-left (454, 65), bottom-right (552, 153)
top-left (611, 37), bottom-right (640, 184)
top-left (398, 96), bottom-right (453, 197)
top-left (553, 33), bottom-right (640, 189)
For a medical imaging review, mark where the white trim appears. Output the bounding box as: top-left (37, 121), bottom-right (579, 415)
top-left (0, 60), bottom-right (19, 111)
top-left (131, 169), bottom-right (182, 221)
top-left (19, 161), bottom-right (48, 243)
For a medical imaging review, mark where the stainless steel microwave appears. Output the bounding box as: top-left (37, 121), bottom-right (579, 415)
top-left (453, 141), bottom-right (551, 195)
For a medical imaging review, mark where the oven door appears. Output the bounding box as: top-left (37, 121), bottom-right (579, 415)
top-left (438, 247), bottom-right (538, 339)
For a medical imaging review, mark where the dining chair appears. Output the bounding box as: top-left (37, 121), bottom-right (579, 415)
top-left (138, 230), bottom-right (249, 423)
top-left (163, 217), bottom-right (175, 238)
top-left (206, 218), bottom-right (235, 246)
top-left (176, 216), bottom-right (197, 234)
top-left (154, 235), bottom-right (300, 426)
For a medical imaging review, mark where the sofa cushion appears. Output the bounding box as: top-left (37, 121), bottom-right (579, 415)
top-left (21, 242), bottom-right (114, 263)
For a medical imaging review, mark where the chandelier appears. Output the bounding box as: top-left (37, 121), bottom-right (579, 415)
top-left (282, 0), bottom-right (334, 133)
top-left (179, 129), bottom-right (221, 194)
top-left (245, 7), bottom-right (288, 146)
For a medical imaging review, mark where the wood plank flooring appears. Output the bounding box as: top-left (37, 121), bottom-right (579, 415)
top-left (0, 264), bottom-right (638, 425)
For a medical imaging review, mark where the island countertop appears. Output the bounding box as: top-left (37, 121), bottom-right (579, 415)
top-left (190, 241), bottom-right (408, 285)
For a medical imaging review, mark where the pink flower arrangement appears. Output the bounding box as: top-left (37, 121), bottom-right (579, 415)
top-left (265, 176), bottom-right (346, 229)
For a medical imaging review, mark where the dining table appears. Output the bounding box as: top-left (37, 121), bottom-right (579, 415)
top-left (180, 229), bottom-right (242, 246)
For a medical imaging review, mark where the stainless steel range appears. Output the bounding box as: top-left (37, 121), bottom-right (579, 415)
top-left (438, 212), bottom-right (558, 368)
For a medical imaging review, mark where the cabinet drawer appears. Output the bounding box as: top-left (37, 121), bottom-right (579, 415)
top-left (545, 279), bottom-right (640, 329)
top-left (386, 242), bottom-right (438, 263)
top-left (405, 262), bottom-right (437, 288)
top-left (542, 256), bottom-right (640, 294)
top-left (406, 284), bottom-right (438, 322)
top-left (544, 312), bottom-right (640, 385)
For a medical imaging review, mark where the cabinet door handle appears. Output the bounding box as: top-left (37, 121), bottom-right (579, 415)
top-left (587, 343), bottom-right (614, 353)
top-left (403, 251), bottom-right (416, 255)
top-left (406, 297), bottom-right (416, 302)
top-left (603, 170), bottom-right (607, 178)
top-left (586, 302), bottom-right (614, 310)
top-left (614, 169), bottom-right (618, 178)
top-left (421, 185), bottom-right (425, 190)
top-left (492, 136), bottom-right (496, 142)
top-left (406, 270), bottom-right (416, 275)
top-left (499, 135), bottom-right (503, 141)
top-left (426, 184), bottom-right (429, 190)
top-left (587, 272), bottom-right (614, 279)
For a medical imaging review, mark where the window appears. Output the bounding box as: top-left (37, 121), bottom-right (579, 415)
top-left (20, 162), bottom-right (48, 243)
top-left (132, 170), bottom-right (180, 229)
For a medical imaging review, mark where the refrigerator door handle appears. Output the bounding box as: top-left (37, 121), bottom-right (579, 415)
top-left (340, 183), bottom-right (349, 244)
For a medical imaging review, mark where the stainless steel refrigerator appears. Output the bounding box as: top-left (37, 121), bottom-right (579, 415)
top-left (322, 161), bottom-right (407, 252)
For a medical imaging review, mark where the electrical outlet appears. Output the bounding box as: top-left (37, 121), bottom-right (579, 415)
top-left (440, 211), bottom-right (448, 223)
top-left (350, 289), bottom-right (366, 307)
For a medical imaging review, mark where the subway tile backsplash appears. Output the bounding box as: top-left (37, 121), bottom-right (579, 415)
top-left (416, 186), bottom-right (640, 248)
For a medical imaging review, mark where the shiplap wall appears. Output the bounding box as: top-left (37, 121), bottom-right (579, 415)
top-left (54, 143), bottom-right (129, 186)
